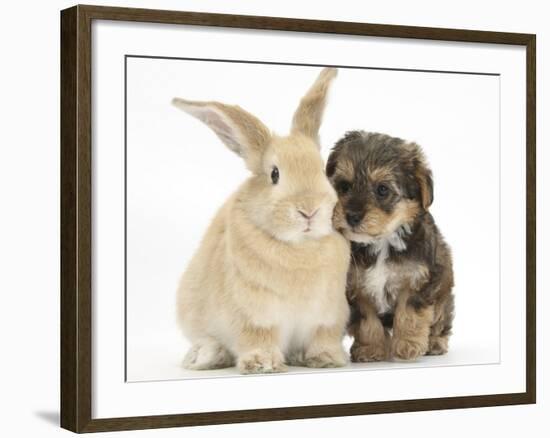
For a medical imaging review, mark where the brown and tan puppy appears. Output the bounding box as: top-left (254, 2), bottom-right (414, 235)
top-left (326, 131), bottom-right (455, 362)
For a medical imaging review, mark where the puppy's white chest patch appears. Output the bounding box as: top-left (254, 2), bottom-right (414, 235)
top-left (362, 232), bottom-right (407, 314)
top-left (364, 251), bottom-right (392, 314)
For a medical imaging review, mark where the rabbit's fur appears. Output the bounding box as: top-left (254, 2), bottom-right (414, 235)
top-left (173, 68), bottom-right (350, 374)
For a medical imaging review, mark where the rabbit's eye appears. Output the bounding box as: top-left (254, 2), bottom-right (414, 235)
top-left (271, 166), bottom-right (279, 184)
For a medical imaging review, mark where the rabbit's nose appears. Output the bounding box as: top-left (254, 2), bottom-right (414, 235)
top-left (298, 208), bottom-right (319, 220)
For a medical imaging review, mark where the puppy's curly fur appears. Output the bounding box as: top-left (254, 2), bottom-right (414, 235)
top-left (327, 131), bottom-right (455, 362)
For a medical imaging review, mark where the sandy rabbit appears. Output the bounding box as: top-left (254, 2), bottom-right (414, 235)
top-left (173, 68), bottom-right (349, 374)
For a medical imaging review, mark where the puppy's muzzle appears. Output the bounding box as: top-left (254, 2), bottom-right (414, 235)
top-left (345, 211), bottom-right (364, 227)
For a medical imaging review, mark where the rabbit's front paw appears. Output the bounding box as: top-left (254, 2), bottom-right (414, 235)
top-left (237, 348), bottom-right (287, 374)
top-left (182, 340), bottom-right (234, 370)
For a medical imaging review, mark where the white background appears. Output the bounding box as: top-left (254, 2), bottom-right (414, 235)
top-left (126, 58), bottom-right (501, 381)
top-left (0, 0), bottom-right (546, 437)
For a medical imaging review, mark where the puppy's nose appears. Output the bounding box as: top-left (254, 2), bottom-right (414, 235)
top-left (346, 211), bottom-right (364, 227)
top-left (298, 208), bottom-right (318, 220)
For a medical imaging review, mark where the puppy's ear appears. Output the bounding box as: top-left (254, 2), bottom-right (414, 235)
top-left (326, 148), bottom-right (339, 178)
top-left (415, 155), bottom-right (434, 210)
top-left (403, 142), bottom-right (433, 210)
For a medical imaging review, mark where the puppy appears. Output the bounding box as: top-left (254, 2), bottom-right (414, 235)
top-left (326, 131), bottom-right (454, 362)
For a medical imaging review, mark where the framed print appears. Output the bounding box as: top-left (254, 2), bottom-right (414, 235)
top-left (60, 4), bottom-right (536, 433)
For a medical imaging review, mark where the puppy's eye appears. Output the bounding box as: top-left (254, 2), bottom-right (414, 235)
top-left (271, 166), bottom-right (279, 184)
top-left (336, 181), bottom-right (351, 194)
top-left (376, 183), bottom-right (390, 198)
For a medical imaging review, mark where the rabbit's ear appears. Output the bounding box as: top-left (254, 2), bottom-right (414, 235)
top-left (291, 67), bottom-right (337, 145)
top-left (172, 98), bottom-right (271, 172)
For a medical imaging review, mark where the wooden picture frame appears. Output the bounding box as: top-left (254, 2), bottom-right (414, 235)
top-left (61, 4), bottom-right (536, 433)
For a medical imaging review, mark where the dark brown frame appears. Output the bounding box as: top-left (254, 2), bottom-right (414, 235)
top-left (61, 4), bottom-right (536, 433)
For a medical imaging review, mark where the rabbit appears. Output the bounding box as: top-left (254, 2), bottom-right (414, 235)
top-left (172, 68), bottom-right (350, 374)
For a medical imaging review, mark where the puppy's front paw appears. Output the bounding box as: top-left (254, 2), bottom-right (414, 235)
top-left (426, 336), bottom-right (449, 356)
top-left (304, 349), bottom-right (347, 368)
top-left (391, 337), bottom-right (427, 361)
top-left (237, 349), bottom-right (287, 374)
top-left (350, 342), bottom-right (387, 362)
